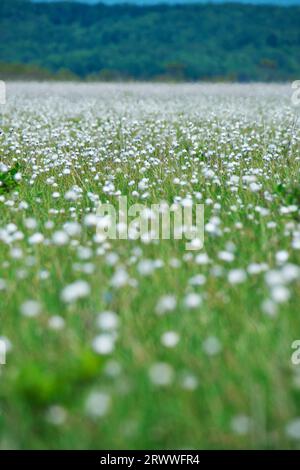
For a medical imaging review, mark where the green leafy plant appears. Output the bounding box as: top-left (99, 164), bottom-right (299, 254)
top-left (0, 162), bottom-right (21, 195)
top-left (276, 182), bottom-right (300, 206)
top-left (16, 350), bottom-right (104, 407)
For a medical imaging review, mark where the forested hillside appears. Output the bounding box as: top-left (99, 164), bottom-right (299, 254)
top-left (1, 0), bottom-right (299, 80)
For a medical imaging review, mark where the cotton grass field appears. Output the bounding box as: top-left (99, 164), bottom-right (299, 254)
top-left (0, 82), bottom-right (300, 450)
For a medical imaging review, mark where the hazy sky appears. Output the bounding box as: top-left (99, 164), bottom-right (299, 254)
top-left (32, 0), bottom-right (300, 5)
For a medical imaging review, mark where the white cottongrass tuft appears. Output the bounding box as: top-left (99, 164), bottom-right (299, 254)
top-left (28, 233), bottom-right (44, 245)
top-left (261, 299), bottom-right (278, 317)
top-left (228, 269), bottom-right (247, 284)
top-left (52, 231), bottom-right (69, 246)
top-left (230, 415), bottom-right (252, 435)
top-left (97, 311), bottom-right (119, 331)
top-left (218, 251), bottom-right (234, 263)
top-left (20, 300), bottom-right (42, 318)
top-left (149, 362), bottom-right (174, 387)
top-left (85, 391), bottom-right (111, 418)
top-left (184, 292), bottom-right (202, 308)
top-left (45, 405), bottom-right (67, 426)
top-left (203, 336), bottom-right (222, 356)
top-left (275, 250), bottom-right (289, 265)
top-left (161, 331), bottom-right (180, 348)
top-left (137, 259), bottom-right (156, 276)
top-left (195, 253), bottom-right (210, 265)
top-left (180, 373), bottom-right (199, 391)
top-left (188, 274), bottom-right (206, 286)
top-left (270, 285), bottom-right (290, 304)
top-left (155, 295), bottom-right (177, 315)
top-left (92, 334), bottom-right (115, 355)
top-left (104, 360), bottom-right (122, 378)
top-left (48, 315), bottom-right (65, 330)
top-left (110, 268), bottom-right (129, 288)
top-left (61, 280), bottom-right (91, 303)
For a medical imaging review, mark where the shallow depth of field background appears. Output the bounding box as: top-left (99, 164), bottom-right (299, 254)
top-left (0, 83), bottom-right (300, 449)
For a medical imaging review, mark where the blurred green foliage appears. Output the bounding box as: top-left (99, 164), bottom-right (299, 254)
top-left (0, 163), bottom-right (22, 195)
